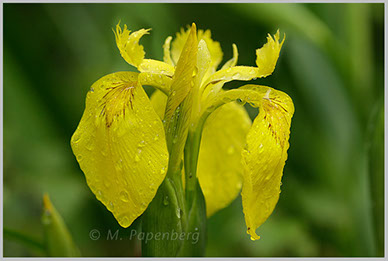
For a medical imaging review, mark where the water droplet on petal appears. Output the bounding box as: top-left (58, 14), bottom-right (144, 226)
top-left (138, 140), bottom-right (146, 148)
top-left (72, 132), bottom-right (81, 143)
top-left (232, 73), bottom-right (241, 79)
top-left (163, 195), bottom-right (169, 206)
top-left (121, 216), bottom-right (129, 226)
top-left (236, 98), bottom-right (245, 105)
top-left (120, 191), bottom-right (129, 202)
top-left (135, 154), bottom-right (140, 162)
top-left (172, 135), bottom-right (178, 144)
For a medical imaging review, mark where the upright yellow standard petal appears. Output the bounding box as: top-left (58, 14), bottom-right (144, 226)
top-left (171, 26), bottom-right (223, 72)
top-left (164, 23), bottom-right (197, 121)
top-left (71, 72), bottom-right (168, 228)
top-left (114, 23), bottom-right (150, 67)
top-left (200, 31), bottom-right (284, 100)
top-left (255, 30), bottom-right (285, 77)
top-left (163, 36), bottom-right (174, 66)
top-left (197, 102), bottom-right (251, 216)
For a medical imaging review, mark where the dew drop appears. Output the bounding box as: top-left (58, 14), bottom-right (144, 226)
top-left (90, 87), bottom-right (94, 93)
top-left (160, 167), bottom-right (166, 175)
top-left (163, 195), bottom-right (169, 206)
top-left (135, 154), bottom-right (140, 162)
top-left (236, 98), bottom-right (245, 105)
top-left (232, 73), bottom-right (241, 79)
top-left (72, 132), bottom-right (81, 143)
top-left (192, 67), bottom-right (198, 78)
top-left (120, 191), bottom-right (129, 202)
top-left (154, 134), bottom-right (159, 141)
top-left (76, 155), bottom-right (83, 161)
top-left (121, 216), bottom-right (130, 226)
top-left (138, 140), bottom-right (146, 148)
top-left (108, 201), bottom-right (115, 210)
top-left (176, 207), bottom-right (181, 218)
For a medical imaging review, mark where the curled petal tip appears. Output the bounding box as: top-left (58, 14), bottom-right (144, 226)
top-left (247, 227), bottom-right (261, 241)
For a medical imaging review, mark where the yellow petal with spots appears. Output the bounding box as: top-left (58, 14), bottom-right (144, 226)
top-left (171, 26), bottom-right (223, 73)
top-left (138, 59), bottom-right (175, 77)
top-left (114, 23), bottom-right (150, 67)
top-left (71, 72), bottom-right (168, 228)
top-left (197, 102), bottom-right (251, 217)
top-left (205, 84), bottom-right (294, 240)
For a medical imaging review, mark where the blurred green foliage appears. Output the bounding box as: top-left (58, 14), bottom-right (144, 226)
top-left (4, 3), bottom-right (384, 257)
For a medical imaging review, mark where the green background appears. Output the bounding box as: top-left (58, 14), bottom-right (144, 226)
top-left (4, 3), bottom-right (384, 257)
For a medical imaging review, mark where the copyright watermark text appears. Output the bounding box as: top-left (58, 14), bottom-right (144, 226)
top-left (89, 228), bottom-right (200, 244)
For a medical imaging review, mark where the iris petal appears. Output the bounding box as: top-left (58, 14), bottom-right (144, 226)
top-left (114, 23), bottom-right (150, 68)
top-left (171, 26), bottom-right (223, 73)
top-left (204, 84), bottom-right (294, 240)
top-left (201, 31), bottom-right (284, 100)
top-left (71, 72), bottom-right (168, 228)
top-left (197, 102), bottom-right (251, 216)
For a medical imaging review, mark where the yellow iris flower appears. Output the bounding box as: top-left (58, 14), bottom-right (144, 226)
top-left (71, 22), bottom-right (294, 241)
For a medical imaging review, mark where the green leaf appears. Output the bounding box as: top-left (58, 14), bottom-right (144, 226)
top-left (41, 194), bottom-right (81, 257)
top-left (366, 101), bottom-right (384, 256)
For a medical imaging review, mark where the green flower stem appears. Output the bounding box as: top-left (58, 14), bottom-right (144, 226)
top-left (184, 128), bottom-right (202, 210)
top-left (141, 168), bottom-right (187, 257)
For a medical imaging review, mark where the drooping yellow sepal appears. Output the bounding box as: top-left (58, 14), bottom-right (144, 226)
top-left (114, 23), bottom-right (150, 68)
top-left (204, 84), bottom-right (294, 240)
top-left (242, 87), bottom-right (293, 240)
top-left (71, 72), bottom-right (168, 228)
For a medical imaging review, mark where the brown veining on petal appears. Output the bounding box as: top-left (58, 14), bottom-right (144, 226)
top-left (99, 81), bottom-right (136, 127)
